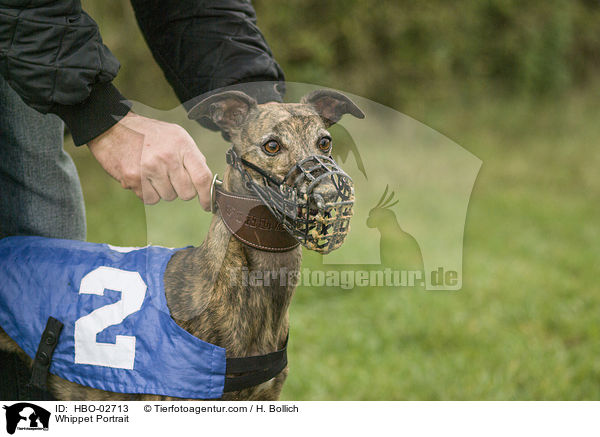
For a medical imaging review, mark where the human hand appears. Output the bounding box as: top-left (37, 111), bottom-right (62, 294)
top-left (87, 112), bottom-right (212, 209)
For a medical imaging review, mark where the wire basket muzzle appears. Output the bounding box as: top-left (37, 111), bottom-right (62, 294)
top-left (244, 154), bottom-right (354, 254)
top-left (282, 155), bottom-right (355, 254)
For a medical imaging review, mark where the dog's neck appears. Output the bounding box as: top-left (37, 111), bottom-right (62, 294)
top-left (163, 164), bottom-right (301, 357)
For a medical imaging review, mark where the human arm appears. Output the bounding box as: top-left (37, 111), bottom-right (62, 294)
top-left (129, 0), bottom-right (285, 107)
top-left (0, 0), bottom-right (131, 145)
top-left (0, 0), bottom-right (210, 207)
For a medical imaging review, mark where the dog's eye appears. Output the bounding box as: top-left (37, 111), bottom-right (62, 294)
top-left (262, 140), bottom-right (281, 155)
top-left (318, 137), bottom-right (332, 152)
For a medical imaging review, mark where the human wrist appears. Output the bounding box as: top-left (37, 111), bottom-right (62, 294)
top-left (51, 82), bottom-right (133, 146)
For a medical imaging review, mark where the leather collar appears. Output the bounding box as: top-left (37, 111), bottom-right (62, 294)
top-left (213, 185), bottom-right (299, 252)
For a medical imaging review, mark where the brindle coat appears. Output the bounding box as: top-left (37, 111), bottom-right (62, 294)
top-left (0, 90), bottom-right (363, 400)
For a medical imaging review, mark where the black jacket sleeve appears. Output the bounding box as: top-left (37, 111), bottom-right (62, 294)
top-left (0, 0), bottom-right (284, 145)
top-left (0, 0), bottom-right (132, 145)
top-left (129, 0), bottom-right (285, 106)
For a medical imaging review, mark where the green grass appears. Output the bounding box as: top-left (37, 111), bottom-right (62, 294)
top-left (66, 89), bottom-right (600, 400)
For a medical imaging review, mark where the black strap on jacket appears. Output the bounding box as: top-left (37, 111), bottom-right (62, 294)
top-left (28, 317), bottom-right (64, 390)
top-left (223, 335), bottom-right (288, 392)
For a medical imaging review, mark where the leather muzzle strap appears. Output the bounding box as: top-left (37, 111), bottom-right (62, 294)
top-left (214, 186), bottom-right (299, 252)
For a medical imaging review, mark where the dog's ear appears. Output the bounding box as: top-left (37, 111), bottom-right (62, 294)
top-left (301, 90), bottom-right (365, 127)
top-left (188, 91), bottom-right (257, 139)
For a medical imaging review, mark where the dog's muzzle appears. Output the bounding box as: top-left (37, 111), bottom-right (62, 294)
top-left (225, 149), bottom-right (354, 254)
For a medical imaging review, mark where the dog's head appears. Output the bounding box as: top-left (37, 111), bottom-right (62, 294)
top-left (188, 89), bottom-right (365, 253)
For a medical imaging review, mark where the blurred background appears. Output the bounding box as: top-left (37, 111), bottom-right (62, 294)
top-left (69, 0), bottom-right (600, 399)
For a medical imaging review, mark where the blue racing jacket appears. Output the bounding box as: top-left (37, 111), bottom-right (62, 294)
top-left (0, 236), bottom-right (226, 399)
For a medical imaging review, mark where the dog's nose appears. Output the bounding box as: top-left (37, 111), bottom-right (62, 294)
top-left (308, 179), bottom-right (341, 209)
top-left (313, 193), bottom-right (326, 209)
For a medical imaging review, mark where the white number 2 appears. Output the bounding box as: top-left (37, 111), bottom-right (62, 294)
top-left (74, 266), bottom-right (147, 369)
